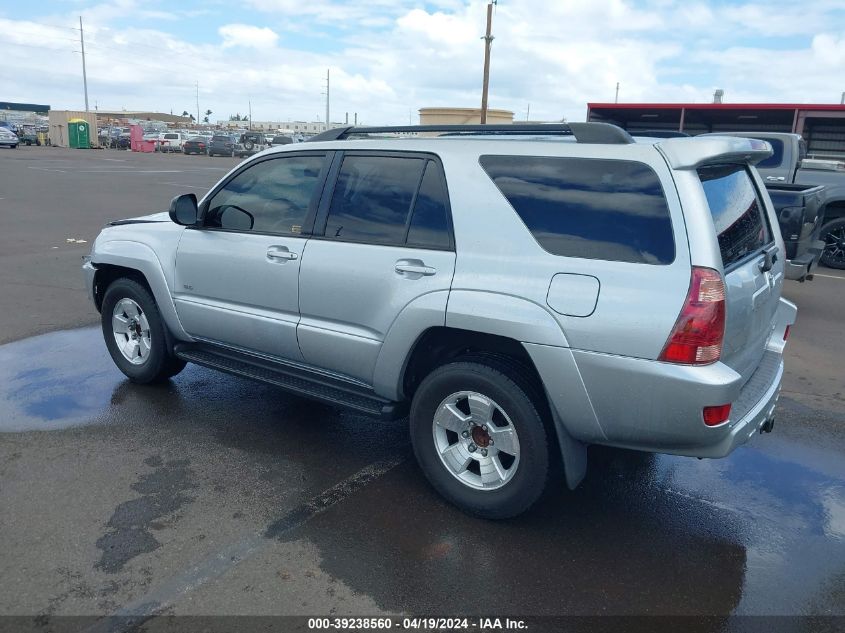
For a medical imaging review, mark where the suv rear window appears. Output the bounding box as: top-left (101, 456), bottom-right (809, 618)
top-left (698, 164), bottom-right (772, 269)
top-left (479, 156), bottom-right (675, 264)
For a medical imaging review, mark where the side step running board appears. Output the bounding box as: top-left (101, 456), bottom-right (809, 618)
top-left (174, 344), bottom-right (405, 420)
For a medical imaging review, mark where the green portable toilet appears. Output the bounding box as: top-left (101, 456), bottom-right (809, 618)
top-left (68, 119), bottom-right (90, 149)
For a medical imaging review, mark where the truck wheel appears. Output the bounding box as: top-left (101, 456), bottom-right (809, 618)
top-left (101, 278), bottom-right (186, 383)
top-left (820, 218), bottom-right (845, 269)
top-left (410, 360), bottom-right (552, 519)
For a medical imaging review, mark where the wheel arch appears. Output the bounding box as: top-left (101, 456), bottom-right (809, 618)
top-left (91, 241), bottom-right (189, 341)
top-left (394, 325), bottom-right (590, 490)
top-left (822, 199), bottom-right (845, 222)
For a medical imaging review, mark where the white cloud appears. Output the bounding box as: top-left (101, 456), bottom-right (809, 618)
top-left (0, 1), bottom-right (843, 125)
top-left (218, 23), bottom-right (279, 49)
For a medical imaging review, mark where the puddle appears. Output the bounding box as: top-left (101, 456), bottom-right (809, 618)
top-left (0, 327), bottom-right (125, 432)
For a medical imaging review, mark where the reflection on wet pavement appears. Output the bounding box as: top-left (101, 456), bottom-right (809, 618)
top-left (0, 328), bottom-right (120, 431)
top-left (0, 327), bottom-right (843, 617)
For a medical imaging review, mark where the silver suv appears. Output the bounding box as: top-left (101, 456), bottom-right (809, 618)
top-left (84, 123), bottom-right (796, 518)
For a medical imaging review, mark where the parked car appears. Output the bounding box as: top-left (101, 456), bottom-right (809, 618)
top-left (84, 123), bottom-right (796, 519)
top-left (112, 134), bottom-right (131, 150)
top-left (234, 132), bottom-right (269, 157)
top-left (0, 128), bottom-right (19, 148)
top-left (158, 132), bottom-right (185, 153)
top-left (183, 136), bottom-right (208, 155)
top-left (17, 129), bottom-right (40, 146)
top-left (207, 134), bottom-right (237, 157)
top-left (267, 135), bottom-right (294, 146)
top-left (704, 132), bottom-right (845, 270)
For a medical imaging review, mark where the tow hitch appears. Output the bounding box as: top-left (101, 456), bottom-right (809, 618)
top-left (760, 417), bottom-right (775, 433)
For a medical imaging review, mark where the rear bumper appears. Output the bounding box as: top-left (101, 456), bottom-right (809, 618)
top-left (785, 240), bottom-right (824, 281)
top-left (534, 298), bottom-right (797, 459)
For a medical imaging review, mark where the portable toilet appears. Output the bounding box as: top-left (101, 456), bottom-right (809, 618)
top-left (68, 119), bottom-right (90, 149)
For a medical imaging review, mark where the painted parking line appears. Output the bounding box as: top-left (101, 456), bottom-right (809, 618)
top-left (813, 273), bottom-right (845, 281)
top-left (159, 182), bottom-right (209, 190)
top-left (82, 455), bottom-right (405, 633)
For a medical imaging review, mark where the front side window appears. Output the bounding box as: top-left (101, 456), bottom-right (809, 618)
top-left (480, 155), bottom-right (675, 264)
top-left (204, 155), bottom-right (325, 234)
top-left (325, 155), bottom-right (425, 244)
top-left (698, 164), bottom-right (772, 269)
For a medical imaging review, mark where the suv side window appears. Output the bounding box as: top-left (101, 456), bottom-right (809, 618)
top-left (325, 155), bottom-right (425, 244)
top-left (204, 155), bottom-right (325, 235)
top-left (406, 160), bottom-right (451, 249)
top-left (480, 155), bottom-right (675, 265)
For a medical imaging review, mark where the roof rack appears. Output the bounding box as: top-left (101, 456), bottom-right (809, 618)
top-left (306, 122), bottom-right (635, 145)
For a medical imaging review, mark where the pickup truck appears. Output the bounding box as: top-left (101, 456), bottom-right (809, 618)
top-left (765, 183), bottom-right (825, 280)
top-left (706, 132), bottom-right (845, 271)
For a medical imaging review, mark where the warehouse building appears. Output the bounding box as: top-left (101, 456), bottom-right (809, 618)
top-left (587, 102), bottom-right (845, 160)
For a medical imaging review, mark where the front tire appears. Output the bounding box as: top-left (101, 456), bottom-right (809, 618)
top-left (820, 218), bottom-right (845, 269)
top-left (101, 278), bottom-right (186, 383)
top-left (410, 360), bottom-right (552, 519)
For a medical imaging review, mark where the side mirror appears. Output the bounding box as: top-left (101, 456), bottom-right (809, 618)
top-left (169, 193), bottom-right (198, 226)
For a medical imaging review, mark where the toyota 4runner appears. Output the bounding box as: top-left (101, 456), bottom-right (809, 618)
top-left (84, 123), bottom-right (796, 518)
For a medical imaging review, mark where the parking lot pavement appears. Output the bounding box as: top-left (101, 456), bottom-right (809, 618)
top-left (0, 147), bottom-right (239, 344)
top-left (0, 146), bottom-right (844, 624)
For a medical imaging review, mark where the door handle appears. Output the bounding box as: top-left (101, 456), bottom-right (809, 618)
top-left (395, 260), bottom-right (436, 276)
top-left (266, 246), bottom-right (298, 261)
top-left (765, 176), bottom-right (785, 182)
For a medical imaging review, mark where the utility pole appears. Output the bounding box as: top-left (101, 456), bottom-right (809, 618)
top-left (248, 100), bottom-right (252, 130)
top-left (325, 69), bottom-right (330, 130)
top-left (196, 81), bottom-right (200, 125)
top-left (526, 103), bottom-right (530, 121)
top-left (615, 82), bottom-right (620, 103)
top-left (79, 16), bottom-right (89, 111)
top-left (479, 2), bottom-right (494, 124)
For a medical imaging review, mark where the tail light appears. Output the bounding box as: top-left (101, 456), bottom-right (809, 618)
top-left (659, 267), bottom-right (726, 365)
top-left (783, 325), bottom-right (790, 341)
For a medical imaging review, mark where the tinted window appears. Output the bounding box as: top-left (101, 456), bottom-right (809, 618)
top-left (205, 155), bottom-right (325, 234)
top-left (406, 161), bottom-right (451, 249)
top-left (325, 156), bottom-right (425, 244)
top-left (753, 138), bottom-right (784, 168)
top-left (698, 164), bottom-right (772, 268)
top-left (480, 156), bottom-right (675, 264)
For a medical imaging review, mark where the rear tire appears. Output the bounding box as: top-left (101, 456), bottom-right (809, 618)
top-left (101, 278), bottom-right (186, 383)
top-left (409, 359), bottom-right (552, 519)
top-left (820, 218), bottom-right (845, 269)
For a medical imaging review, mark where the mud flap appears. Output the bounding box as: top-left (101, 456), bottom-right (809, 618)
top-left (550, 406), bottom-right (588, 490)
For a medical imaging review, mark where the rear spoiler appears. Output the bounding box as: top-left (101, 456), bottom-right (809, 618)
top-left (656, 136), bottom-right (773, 170)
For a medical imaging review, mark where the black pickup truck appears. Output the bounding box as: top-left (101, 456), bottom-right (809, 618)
top-left (766, 183), bottom-right (825, 281)
top-left (704, 132), bottom-right (845, 273)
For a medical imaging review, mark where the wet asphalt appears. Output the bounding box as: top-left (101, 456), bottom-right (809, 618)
top-left (0, 147), bottom-right (843, 626)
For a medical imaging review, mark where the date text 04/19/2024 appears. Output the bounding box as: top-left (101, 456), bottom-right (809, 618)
top-left (307, 617), bottom-right (528, 630)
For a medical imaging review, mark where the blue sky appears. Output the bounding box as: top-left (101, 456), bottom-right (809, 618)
top-left (1, 0), bottom-right (844, 124)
